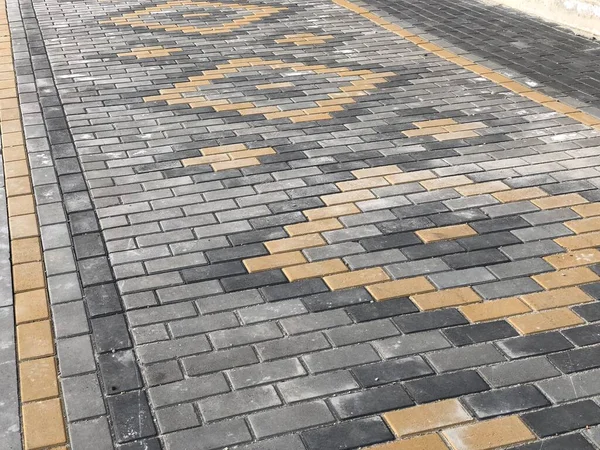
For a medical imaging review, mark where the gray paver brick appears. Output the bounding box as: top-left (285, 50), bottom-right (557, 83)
top-left (199, 385), bottom-right (281, 422)
top-left (248, 401), bottom-right (334, 439)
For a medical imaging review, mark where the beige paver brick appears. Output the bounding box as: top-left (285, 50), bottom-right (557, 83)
top-left (303, 203), bottom-right (360, 221)
top-left (324, 267), bottom-right (390, 290)
top-left (244, 252), bottom-right (307, 272)
top-left (352, 165), bottom-right (401, 178)
top-left (492, 187), bottom-right (548, 203)
top-left (520, 286), bottom-right (592, 310)
top-left (571, 203), bottom-right (600, 217)
top-left (8, 213), bottom-right (38, 239)
top-left (412, 287), bottom-right (481, 311)
top-left (421, 175), bottom-right (473, 191)
top-left (336, 176), bottom-right (389, 192)
top-left (442, 416), bottom-right (535, 450)
top-left (367, 276), bottom-right (435, 301)
top-left (508, 308), bottom-right (584, 334)
top-left (285, 218), bottom-right (343, 236)
top-left (11, 237), bottom-right (41, 264)
top-left (555, 231), bottom-right (600, 250)
top-left (200, 143), bottom-right (247, 155)
top-left (264, 234), bottom-right (325, 254)
top-left (532, 193), bottom-right (588, 210)
top-left (212, 157), bottom-right (260, 171)
top-left (565, 217), bottom-right (600, 234)
top-left (17, 320), bottom-right (54, 360)
top-left (19, 357), bottom-right (59, 402)
top-left (22, 398), bottom-right (66, 449)
top-left (413, 118), bottom-right (457, 128)
top-left (5, 176), bottom-right (32, 197)
top-left (4, 159), bottom-right (28, 178)
top-left (15, 289), bottom-right (48, 324)
top-left (532, 266), bottom-right (599, 290)
top-left (7, 194), bottom-right (35, 216)
top-left (460, 297), bottom-right (531, 322)
top-left (283, 258), bottom-right (348, 281)
top-left (416, 224), bottom-right (477, 243)
top-left (367, 434), bottom-right (450, 450)
top-left (13, 261), bottom-right (45, 293)
top-left (455, 181), bottom-right (510, 196)
top-left (321, 189), bottom-right (376, 206)
top-left (434, 130), bottom-right (478, 141)
top-left (544, 249), bottom-right (600, 269)
top-left (384, 399), bottom-right (472, 438)
top-left (386, 170), bottom-right (436, 185)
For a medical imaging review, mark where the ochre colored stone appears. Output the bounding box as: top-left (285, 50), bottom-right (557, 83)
top-left (367, 277), bottom-right (435, 301)
top-left (571, 203), bottom-right (600, 218)
top-left (283, 259), bottom-right (348, 281)
top-left (384, 399), bottom-right (472, 438)
top-left (442, 416), bottom-right (535, 450)
top-left (22, 398), bottom-right (66, 449)
top-left (285, 218), bottom-right (343, 236)
top-left (421, 175), bottom-right (472, 191)
top-left (336, 177), bottom-right (389, 192)
top-left (412, 287), bottom-right (481, 311)
top-left (265, 234), bottom-right (325, 254)
top-left (508, 308), bottom-right (584, 334)
top-left (11, 237), bottom-right (42, 264)
top-left (212, 157), bottom-right (260, 171)
top-left (17, 320), bottom-right (54, 360)
top-left (366, 434), bottom-right (450, 450)
top-left (15, 289), bottom-right (49, 324)
top-left (532, 266), bottom-right (599, 290)
top-left (243, 251), bottom-right (307, 272)
top-left (9, 214), bottom-right (38, 239)
top-left (545, 249), bottom-right (600, 269)
top-left (386, 170), bottom-right (436, 185)
top-left (416, 224), bottom-right (477, 243)
top-left (19, 357), bottom-right (59, 402)
top-left (460, 297), bottom-right (531, 323)
top-left (455, 181), bottom-right (509, 196)
top-left (492, 187), bottom-right (548, 203)
top-left (13, 261), bottom-right (45, 293)
top-left (352, 165), bottom-right (401, 179)
top-left (324, 267), bottom-right (390, 290)
top-left (565, 217), bottom-right (600, 234)
top-left (532, 193), bottom-right (587, 210)
top-left (520, 286), bottom-right (592, 310)
top-left (303, 204), bottom-right (360, 221)
top-left (321, 189), bottom-right (376, 206)
top-left (555, 231), bottom-right (600, 250)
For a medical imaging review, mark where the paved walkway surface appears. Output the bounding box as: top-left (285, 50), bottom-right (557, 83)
top-left (2, 0), bottom-right (600, 448)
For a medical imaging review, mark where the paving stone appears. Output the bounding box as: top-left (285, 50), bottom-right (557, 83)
top-left (497, 332), bottom-right (574, 359)
top-left (162, 419), bottom-right (251, 450)
top-left (107, 390), bottom-right (156, 443)
top-left (480, 356), bottom-right (561, 387)
top-left (303, 344), bottom-right (380, 373)
top-left (329, 384), bottom-right (413, 419)
top-left (199, 385), bottom-right (281, 422)
top-left (352, 356), bottom-right (434, 387)
top-left (278, 371), bottom-right (359, 403)
top-left (404, 370), bottom-right (490, 403)
top-left (513, 434), bottom-right (595, 450)
top-left (147, 374), bottom-right (230, 408)
top-left (427, 343), bottom-right (506, 372)
top-left (522, 400), bottom-right (600, 437)
top-left (69, 417), bottom-right (113, 450)
top-left (443, 320), bottom-right (519, 346)
top-left (248, 401), bottom-right (334, 438)
top-left (154, 404), bottom-right (200, 434)
top-left (463, 385), bottom-right (550, 419)
top-left (537, 368), bottom-right (600, 403)
top-left (227, 358), bottom-right (306, 389)
top-left (301, 416), bottom-right (393, 450)
top-left (548, 346), bottom-right (600, 374)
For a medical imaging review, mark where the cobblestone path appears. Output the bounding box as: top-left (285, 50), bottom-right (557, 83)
top-left (2, 0), bottom-right (600, 448)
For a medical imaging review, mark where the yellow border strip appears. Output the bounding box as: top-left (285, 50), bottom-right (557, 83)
top-left (332, 0), bottom-right (600, 130)
top-left (0, 0), bottom-right (68, 448)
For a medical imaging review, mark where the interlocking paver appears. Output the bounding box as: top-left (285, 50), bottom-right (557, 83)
top-left (4, 0), bottom-right (600, 446)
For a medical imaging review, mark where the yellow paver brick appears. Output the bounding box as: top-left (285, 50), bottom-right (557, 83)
top-left (303, 203), bottom-right (360, 221)
top-left (532, 193), bottom-right (588, 210)
top-left (572, 203), bottom-right (600, 217)
top-left (17, 320), bottom-right (54, 360)
top-left (265, 234), bottom-right (325, 254)
top-left (5, 176), bottom-right (32, 196)
top-left (22, 398), bottom-right (66, 449)
top-left (229, 147), bottom-right (275, 159)
top-left (20, 357), bottom-right (59, 402)
top-left (367, 434), bottom-right (450, 450)
top-left (7, 194), bottom-right (35, 216)
top-left (545, 249), bottom-right (600, 269)
top-left (200, 143), bottom-right (247, 155)
top-left (324, 267), bottom-right (390, 290)
top-left (492, 187), bottom-right (548, 203)
top-left (455, 181), bottom-right (510, 196)
top-left (336, 176), bottom-right (389, 192)
top-left (433, 130), bottom-right (478, 141)
top-left (460, 297), bottom-right (531, 323)
top-left (212, 157), bottom-right (260, 171)
top-left (285, 218), bottom-right (343, 236)
top-left (386, 170), bottom-right (436, 185)
top-left (384, 399), bottom-right (472, 438)
top-left (555, 231), bottom-right (600, 250)
top-left (13, 261), bottom-right (45, 293)
top-left (509, 308), bottom-right (584, 334)
top-left (244, 251), bottom-right (307, 272)
top-left (283, 258), bottom-right (348, 281)
top-left (416, 224), bottom-right (477, 243)
top-left (532, 266), bottom-right (599, 290)
top-left (15, 289), bottom-right (48, 324)
top-left (520, 286), bottom-right (592, 310)
top-left (442, 416), bottom-right (535, 450)
top-left (443, 122), bottom-right (486, 132)
top-left (413, 118), bottom-right (457, 128)
top-left (353, 166), bottom-right (401, 178)
top-left (565, 217), bottom-right (600, 234)
top-left (321, 189), bottom-right (376, 206)
top-left (11, 237), bottom-right (41, 265)
top-left (367, 276), bottom-right (435, 301)
top-left (403, 126), bottom-right (447, 137)
top-left (9, 213), bottom-right (39, 239)
top-left (4, 159), bottom-right (28, 178)
top-left (411, 287), bottom-right (481, 311)
top-left (421, 175), bottom-right (473, 190)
